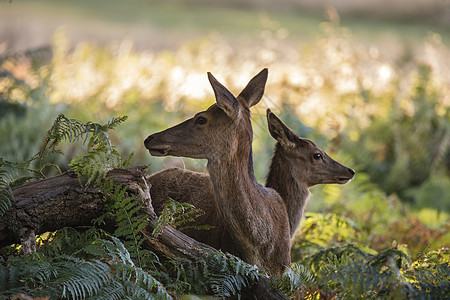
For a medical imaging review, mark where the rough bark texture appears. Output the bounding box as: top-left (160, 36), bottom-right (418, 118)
top-left (1, 166), bottom-right (288, 299)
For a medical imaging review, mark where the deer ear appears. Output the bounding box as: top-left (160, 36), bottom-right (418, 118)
top-left (208, 72), bottom-right (241, 120)
top-left (266, 109), bottom-right (297, 148)
top-left (237, 68), bottom-right (268, 108)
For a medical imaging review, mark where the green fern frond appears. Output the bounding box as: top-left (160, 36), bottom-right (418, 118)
top-left (0, 164), bottom-right (13, 218)
top-left (52, 256), bottom-right (112, 300)
top-left (86, 281), bottom-right (124, 300)
top-left (324, 260), bottom-right (391, 298)
top-left (84, 115), bottom-right (128, 150)
top-left (43, 114), bottom-right (127, 151)
top-left (69, 147), bottom-right (128, 187)
top-left (152, 199), bottom-right (209, 238)
top-left (302, 243), bottom-right (369, 273)
top-left (270, 263), bottom-right (316, 297)
top-left (44, 114), bottom-right (87, 150)
top-left (64, 115), bottom-right (131, 187)
top-left (173, 250), bottom-right (261, 298)
top-left (116, 264), bottom-right (171, 299)
top-left (206, 252), bottom-right (260, 298)
top-left (83, 236), bottom-right (171, 299)
top-left (96, 181), bottom-right (149, 268)
top-left (0, 114), bottom-right (130, 183)
top-left (406, 248), bottom-right (450, 298)
top-left (0, 253), bottom-right (113, 300)
top-left (0, 233), bottom-right (174, 299)
top-left (367, 247), bottom-right (411, 270)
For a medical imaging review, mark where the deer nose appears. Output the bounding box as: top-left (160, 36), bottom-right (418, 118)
top-left (348, 168), bottom-right (355, 176)
top-left (144, 135), bottom-right (154, 147)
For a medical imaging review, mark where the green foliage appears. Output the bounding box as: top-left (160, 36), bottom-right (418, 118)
top-left (291, 213), bottom-right (377, 262)
top-left (407, 248), bottom-right (450, 298)
top-left (205, 252), bottom-right (260, 298)
top-left (173, 250), bottom-right (261, 298)
top-left (0, 162), bottom-right (13, 218)
top-left (269, 263), bottom-right (316, 298)
top-left (0, 53), bottom-right (68, 179)
top-left (96, 179), bottom-right (149, 268)
top-left (291, 243), bottom-right (450, 299)
top-left (152, 199), bottom-right (210, 238)
top-left (1, 23), bottom-right (449, 299)
top-left (0, 230), bottom-right (172, 300)
top-left (342, 65), bottom-right (450, 204)
top-left (43, 114), bottom-right (90, 153)
top-left (412, 174), bottom-right (450, 212)
top-left (0, 254), bottom-right (112, 299)
top-left (64, 115), bottom-right (132, 187)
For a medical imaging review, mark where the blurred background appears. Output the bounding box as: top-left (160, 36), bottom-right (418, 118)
top-left (1, 0), bottom-right (449, 256)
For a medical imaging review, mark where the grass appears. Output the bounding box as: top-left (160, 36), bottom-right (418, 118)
top-left (3, 0), bottom-right (449, 53)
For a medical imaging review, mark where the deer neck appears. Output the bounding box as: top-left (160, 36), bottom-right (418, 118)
top-left (206, 142), bottom-right (272, 251)
top-left (266, 143), bottom-right (311, 238)
top-left (207, 148), bottom-right (259, 207)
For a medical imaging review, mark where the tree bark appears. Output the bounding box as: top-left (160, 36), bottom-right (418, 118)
top-left (1, 166), bottom-right (288, 299)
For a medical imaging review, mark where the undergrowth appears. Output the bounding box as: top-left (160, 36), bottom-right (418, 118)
top-left (1, 34), bottom-right (449, 298)
top-left (1, 114), bottom-right (448, 299)
top-left (0, 114), bottom-right (276, 299)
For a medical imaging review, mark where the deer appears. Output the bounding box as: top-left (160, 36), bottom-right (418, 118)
top-left (144, 69), bottom-right (292, 275)
top-left (265, 109), bottom-right (355, 236)
top-left (147, 109), bottom-right (355, 245)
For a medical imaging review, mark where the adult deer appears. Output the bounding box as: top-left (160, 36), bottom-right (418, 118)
top-left (144, 69), bottom-right (291, 275)
top-left (148, 109), bottom-right (355, 246)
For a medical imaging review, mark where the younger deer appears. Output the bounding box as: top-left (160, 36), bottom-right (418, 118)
top-left (144, 69), bottom-right (291, 275)
top-left (265, 109), bottom-right (355, 236)
top-left (148, 109), bottom-right (355, 246)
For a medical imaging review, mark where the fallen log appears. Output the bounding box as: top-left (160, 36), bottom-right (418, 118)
top-left (1, 166), bottom-right (288, 299)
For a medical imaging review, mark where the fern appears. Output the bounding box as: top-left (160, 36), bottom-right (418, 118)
top-left (43, 114), bottom-right (87, 153)
top-left (206, 252), bottom-right (261, 298)
top-left (57, 256), bottom-right (113, 300)
top-left (301, 243), bottom-right (369, 273)
top-left (42, 114), bottom-right (127, 153)
top-left (0, 253), bottom-right (113, 299)
top-left (0, 114), bottom-right (130, 183)
top-left (293, 243), bottom-right (450, 299)
top-left (152, 198), bottom-right (210, 238)
top-left (406, 248), bottom-right (450, 298)
top-left (173, 250), bottom-right (261, 298)
top-left (270, 263), bottom-right (316, 298)
top-left (0, 230), bottom-right (172, 300)
top-left (70, 147), bottom-right (131, 187)
top-left (66, 115), bottom-right (132, 187)
top-left (42, 114), bottom-right (131, 185)
top-left (95, 179), bottom-right (149, 268)
top-left (83, 236), bottom-right (171, 300)
top-left (0, 163), bottom-right (13, 218)
top-left (84, 116), bottom-right (128, 149)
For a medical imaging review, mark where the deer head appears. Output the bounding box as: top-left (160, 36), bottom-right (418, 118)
top-left (144, 69), bottom-right (268, 164)
top-left (266, 109), bottom-right (355, 187)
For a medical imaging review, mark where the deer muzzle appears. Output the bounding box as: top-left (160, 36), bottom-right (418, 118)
top-left (144, 135), bottom-right (171, 156)
top-left (336, 168), bottom-right (355, 184)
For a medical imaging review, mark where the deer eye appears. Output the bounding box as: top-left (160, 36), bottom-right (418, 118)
top-left (313, 153), bottom-right (322, 160)
top-left (195, 116), bottom-right (207, 125)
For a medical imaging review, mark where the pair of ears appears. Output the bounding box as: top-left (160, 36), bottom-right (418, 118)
top-left (208, 68), bottom-right (267, 121)
top-left (208, 68), bottom-right (301, 148)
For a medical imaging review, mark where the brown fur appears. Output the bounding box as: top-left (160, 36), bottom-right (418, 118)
top-left (265, 109), bottom-right (355, 236)
top-left (144, 69), bottom-right (291, 275)
top-left (147, 110), bottom-right (355, 254)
